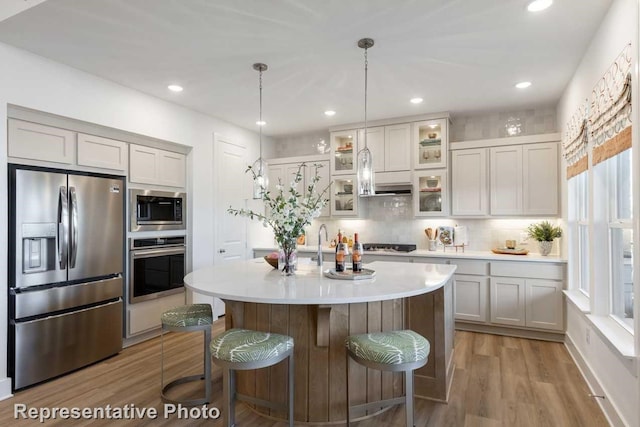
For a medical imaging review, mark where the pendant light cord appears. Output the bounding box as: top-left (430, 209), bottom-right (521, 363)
top-left (364, 46), bottom-right (368, 149)
top-left (259, 68), bottom-right (263, 161)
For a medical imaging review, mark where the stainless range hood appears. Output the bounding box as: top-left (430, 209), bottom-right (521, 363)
top-left (360, 171), bottom-right (413, 197)
top-left (362, 183), bottom-right (412, 196)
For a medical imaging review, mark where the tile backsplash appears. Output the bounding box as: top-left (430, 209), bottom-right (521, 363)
top-left (305, 197), bottom-right (563, 256)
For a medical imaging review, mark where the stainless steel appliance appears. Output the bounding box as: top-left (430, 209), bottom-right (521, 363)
top-left (130, 189), bottom-right (186, 232)
top-left (8, 165), bottom-right (125, 390)
top-left (362, 243), bottom-right (417, 252)
top-left (129, 236), bottom-right (185, 303)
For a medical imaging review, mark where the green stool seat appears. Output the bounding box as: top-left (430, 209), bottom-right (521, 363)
top-left (210, 328), bottom-right (293, 363)
top-left (160, 304), bottom-right (213, 407)
top-left (211, 328), bottom-right (294, 427)
top-left (161, 304), bottom-right (213, 328)
top-left (345, 330), bottom-right (430, 427)
top-left (345, 330), bottom-right (430, 365)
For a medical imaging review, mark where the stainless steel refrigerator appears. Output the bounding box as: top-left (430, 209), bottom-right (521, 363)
top-left (8, 165), bottom-right (125, 390)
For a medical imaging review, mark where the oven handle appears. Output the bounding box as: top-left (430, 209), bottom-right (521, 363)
top-left (131, 247), bottom-right (185, 258)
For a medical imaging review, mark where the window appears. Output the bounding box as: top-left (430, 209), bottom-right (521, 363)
top-left (569, 171), bottom-right (589, 296)
top-left (607, 149), bottom-right (633, 331)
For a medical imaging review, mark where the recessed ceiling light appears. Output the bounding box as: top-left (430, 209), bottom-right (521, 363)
top-left (167, 84), bottom-right (183, 92)
top-left (515, 81), bottom-right (532, 89)
top-left (527, 0), bottom-right (552, 12)
top-left (324, 110), bottom-right (336, 116)
top-left (410, 97), bottom-right (423, 104)
top-left (256, 120), bottom-right (266, 126)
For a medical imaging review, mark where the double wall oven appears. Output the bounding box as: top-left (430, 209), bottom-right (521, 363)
top-left (129, 190), bottom-right (187, 304)
top-left (129, 236), bottom-right (185, 303)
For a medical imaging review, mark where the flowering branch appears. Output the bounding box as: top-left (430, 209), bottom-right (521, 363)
top-left (228, 162), bottom-right (331, 248)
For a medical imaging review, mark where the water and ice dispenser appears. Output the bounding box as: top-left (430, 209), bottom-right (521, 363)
top-left (21, 223), bottom-right (57, 274)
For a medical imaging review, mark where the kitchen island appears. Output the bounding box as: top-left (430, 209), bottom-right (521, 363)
top-left (184, 259), bottom-right (456, 424)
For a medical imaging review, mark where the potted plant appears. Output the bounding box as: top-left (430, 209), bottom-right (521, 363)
top-left (526, 221), bottom-right (562, 256)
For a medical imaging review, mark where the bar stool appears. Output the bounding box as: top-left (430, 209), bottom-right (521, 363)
top-left (210, 328), bottom-right (294, 427)
top-left (345, 330), bottom-right (430, 427)
top-left (160, 304), bottom-right (213, 406)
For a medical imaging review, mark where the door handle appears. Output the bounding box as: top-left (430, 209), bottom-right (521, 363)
top-left (218, 249), bottom-right (226, 253)
top-left (58, 186), bottom-right (68, 269)
top-left (69, 187), bottom-right (78, 268)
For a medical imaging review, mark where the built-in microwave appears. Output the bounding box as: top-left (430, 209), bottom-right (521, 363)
top-left (130, 189), bottom-right (186, 232)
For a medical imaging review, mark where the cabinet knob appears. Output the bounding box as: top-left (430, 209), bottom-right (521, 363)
top-left (219, 249), bottom-right (226, 253)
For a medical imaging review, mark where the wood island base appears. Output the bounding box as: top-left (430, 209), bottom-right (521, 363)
top-left (222, 279), bottom-right (454, 424)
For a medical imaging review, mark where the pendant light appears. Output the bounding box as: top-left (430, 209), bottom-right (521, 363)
top-left (357, 38), bottom-right (375, 196)
top-left (252, 62), bottom-right (268, 199)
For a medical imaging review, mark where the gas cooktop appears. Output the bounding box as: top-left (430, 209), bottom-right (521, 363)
top-left (363, 243), bottom-right (417, 253)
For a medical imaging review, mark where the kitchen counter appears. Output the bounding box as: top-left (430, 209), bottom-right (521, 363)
top-left (184, 259), bottom-right (455, 304)
top-left (184, 259), bottom-right (456, 423)
top-left (254, 245), bottom-right (567, 263)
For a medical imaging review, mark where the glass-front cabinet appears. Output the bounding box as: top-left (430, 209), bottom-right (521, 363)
top-left (331, 175), bottom-right (358, 216)
top-left (413, 119), bottom-right (448, 169)
top-left (330, 130), bottom-right (358, 175)
top-left (414, 169), bottom-right (448, 216)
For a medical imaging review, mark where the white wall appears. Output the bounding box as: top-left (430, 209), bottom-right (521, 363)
top-left (0, 41), bottom-right (273, 398)
top-left (556, 0), bottom-right (639, 425)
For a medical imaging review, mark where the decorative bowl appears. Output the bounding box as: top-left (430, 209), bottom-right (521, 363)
top-left (264, 255), bottom-right (278, 269)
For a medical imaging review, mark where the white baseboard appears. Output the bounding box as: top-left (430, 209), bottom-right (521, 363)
top-left (0, 377), bottom-right (13, 401)
top-left (455, 321), bottom-right (565, 342)
top-left (564, 332), bottom-right (625, 427)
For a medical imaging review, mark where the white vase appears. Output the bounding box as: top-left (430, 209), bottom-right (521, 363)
top-left (538, 241), bottom-right (553, 256)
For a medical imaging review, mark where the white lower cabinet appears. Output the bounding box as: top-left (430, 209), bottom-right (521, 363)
top-left (489, 261), bottom-right (564, 331)
top-left (525, 279), bottom-right (564, 330)
top-left (455, 275), bottom-right (489, 322)
top-left (490, 277), bottom-right (526, 327)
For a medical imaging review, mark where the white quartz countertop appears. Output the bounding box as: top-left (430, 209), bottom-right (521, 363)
top-left (254, 246), bottom-right (567, 263)
top-left (184, 259), bottom-right (456, 304)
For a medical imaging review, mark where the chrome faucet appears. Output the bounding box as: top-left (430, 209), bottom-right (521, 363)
top-left (318, 224), bottom-right (328, 266)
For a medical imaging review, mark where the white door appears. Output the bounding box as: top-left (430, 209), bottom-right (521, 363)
top-left (359, 126), bottom-right (385, 172)
top-left (214, 134), bottom-right (248, 264)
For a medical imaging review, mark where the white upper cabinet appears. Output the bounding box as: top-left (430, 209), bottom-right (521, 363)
top-left (522, 142), bottom-right (558, 215)
top-left (362, 126), bottom-right (385, 172)
top-left (384, 123), bottom-right (411, 171)
top-left (158, 150), bottom-right (186, 188)
top-left (413, 119), bottom-right (448, 169)
top-left (130, 144), bottom-right (186, 188)
top-left (452, 136), bottom-right (559, 217)
top-left (357, 123), bottom-right (411, 174)
top-left (8, 119), bottom-right (75, 165)
top-left (451, 148), bottom-right (488, 216)
top-left (414, 169), bottom-right (448, 217)
top-left (330, 130), bottom-right (357, 175)
top-left (490, 145), bottom-right (523, 215)
top-left (77, 133), bottom-right (127, 171)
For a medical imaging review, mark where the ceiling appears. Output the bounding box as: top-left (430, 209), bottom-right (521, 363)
top-left (0, 0), bottom-right (612, 137)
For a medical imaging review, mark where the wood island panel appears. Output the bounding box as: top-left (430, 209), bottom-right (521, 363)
top-left (222, 279), bottom-right (454, 424)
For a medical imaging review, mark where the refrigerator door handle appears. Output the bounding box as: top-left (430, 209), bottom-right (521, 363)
top-left (69, 186), bottom-right (78, 268)
top-left (57, 186), bottom-right (68, 269)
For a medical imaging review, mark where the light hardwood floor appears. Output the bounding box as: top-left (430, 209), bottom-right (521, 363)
top-left (0, 319), bottom-right (608, 426)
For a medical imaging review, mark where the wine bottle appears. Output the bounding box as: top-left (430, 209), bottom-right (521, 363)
top-left (335, 231), bottom-right (347, 272)
top-left (352, 233), bottom-right (363, 272)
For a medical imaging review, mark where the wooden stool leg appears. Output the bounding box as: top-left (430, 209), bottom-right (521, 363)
top-left (288, 353), bottom-right (294, 427)
top-left (405, 370), bottom-right (414, 427)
